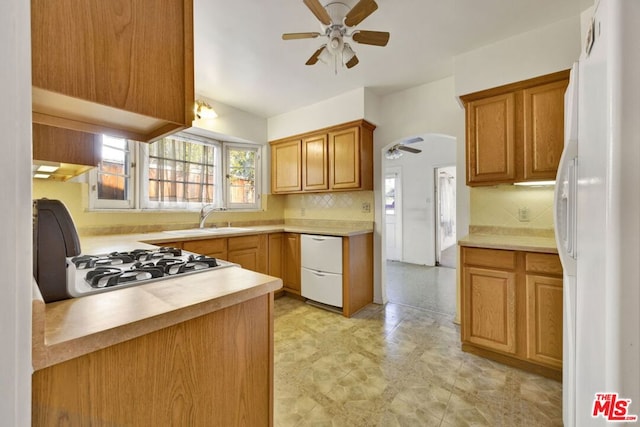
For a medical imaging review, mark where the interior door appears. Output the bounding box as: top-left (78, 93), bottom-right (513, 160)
top-left (385, 168), bottom-right (402, 261)
top-left (435, 166), bottom-right (456, 266)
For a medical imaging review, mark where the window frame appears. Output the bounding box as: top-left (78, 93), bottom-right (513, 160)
top-left (88, 136), bottom-right (136, 210)
top-left (138, 133), bottom-right (223, 210)
top-left (89, 133), bottom-right (263, 212)
top-left (223, 143), bottom-right (261, 210)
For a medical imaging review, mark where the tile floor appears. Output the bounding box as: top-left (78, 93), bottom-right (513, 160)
top-left (273, 263), bottom-right (563, 427)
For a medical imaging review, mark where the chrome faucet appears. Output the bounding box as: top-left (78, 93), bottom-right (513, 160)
top-left (199, 204), bottom-right (226, 228)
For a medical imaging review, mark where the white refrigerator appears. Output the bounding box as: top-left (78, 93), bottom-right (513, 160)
top-left (554, 0), bottom-right (640, 425)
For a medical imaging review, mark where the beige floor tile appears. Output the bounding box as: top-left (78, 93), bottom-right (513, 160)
top-left (274, 263), bottom-right (562, 426)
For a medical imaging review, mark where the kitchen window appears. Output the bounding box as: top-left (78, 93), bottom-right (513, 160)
top-left (89, 133), bottom-right (261, 211)
top-left (139, 134), bottom-right (222, 210)
top-left (89, 135), bottom-right (135, 209)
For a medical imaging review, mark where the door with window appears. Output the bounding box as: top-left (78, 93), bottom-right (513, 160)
top-left (385, 167), bottom-right (402, 261)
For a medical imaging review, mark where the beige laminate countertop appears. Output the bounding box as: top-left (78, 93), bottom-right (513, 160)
top-left (78, 224), bottom-right (373, 254)
top-left (32, 231), bottom-right (284, 371)
top-left (458, 233), bottom-right (558, 254)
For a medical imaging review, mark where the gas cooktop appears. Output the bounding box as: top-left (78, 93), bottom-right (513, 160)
top-left (66, 247), bottom-right (237, 298)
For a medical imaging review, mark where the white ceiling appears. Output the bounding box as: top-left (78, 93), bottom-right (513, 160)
top-left (194, 0), bottom-right (587, 119)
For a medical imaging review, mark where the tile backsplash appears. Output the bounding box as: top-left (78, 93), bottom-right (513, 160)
top-left (470, 184), bottom-right (554, 229)
top-left (284, 191), bottom-right (374, 221)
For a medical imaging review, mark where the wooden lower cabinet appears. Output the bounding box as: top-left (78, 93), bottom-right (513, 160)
top-left (182, 238), bottom-right (227, 259)
top-left (282, 233), bottom-right (301, 295)
top-left (268, 233), bottom-right (284, 279)
top-left (461, 247), bottom-right (563, 380)
top-left (228, 234), bottom-right (268, 274)
top-left (32, 294), bottom-right (274, 426)
top-left (462, 266), bottom-right (517, 354)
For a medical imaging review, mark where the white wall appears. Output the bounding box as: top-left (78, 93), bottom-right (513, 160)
top-left (384, 134), bottom-right (456, 266)
top-left (454, 16), bottom-right (581, 97)
top-left (191, 95), bottom-right (268, 144)
top-left (1, 0), bottom-right (33, 423)
top-left (374, 77), bottom-right (465, 303)
top-left (267, 88), bottom-right (366, 141)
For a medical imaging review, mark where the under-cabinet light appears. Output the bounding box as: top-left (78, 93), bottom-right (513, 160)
top-left (37, 164), bottom-right (59, 173)
top-left (33, 173), bottom-right (50, 179)
top-left (514, 180), bottom-right (556, 187)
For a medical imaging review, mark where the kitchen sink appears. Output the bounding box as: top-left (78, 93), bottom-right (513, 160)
top-left (163, 227), bottom-right (254, 236)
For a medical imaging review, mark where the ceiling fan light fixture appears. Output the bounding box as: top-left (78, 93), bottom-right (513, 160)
top-left (318, 47), bottom-right (334, 64)
top-left (343, 43), bottom-right (358, 68)
top-left (385, 148), bottom-right (403, 160)
top-left (282, 0), bottom-right (389, 72)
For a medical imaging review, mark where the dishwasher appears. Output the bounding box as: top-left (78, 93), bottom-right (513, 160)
top-left (301, 234), bottom-right (343, 308)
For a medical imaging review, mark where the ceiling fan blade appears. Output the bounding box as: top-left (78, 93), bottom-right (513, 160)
top-left (352, 30), bottom-right (390, 47)
top-left (345, 53), bottom-right (359, 69)
top-left (398, 145), bottom-right (421, 154)
top-left (344, 0), bottom-right (378, 27)
top-left (303, 0), bottom-right (331, 25)
top-left (282, 32), bottom-right (321, 40)
top-left (403, 137), bottom-right (424, 145)
top-left (306, 46), bottom-right (326, 65)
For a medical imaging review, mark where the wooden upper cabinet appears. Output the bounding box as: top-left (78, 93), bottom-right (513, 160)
top-left (461, 70), bottom-right (569, 186)
top-left (302, 134), bottom-right (329, 191)
top-left (31, 0), bottom-right (194, 142)
top-left (523, 80), bottom-right (567, 181)
top-left (269, 119), bottom-right (375, 194)
top-left (271, 140), bottom-right (302, 193)
top-left (465, 93), bottom-right (516, 185)
top-left (329, 126), bottom-right (361, 190)
top-left (33, 123), bottom-right (100, 167)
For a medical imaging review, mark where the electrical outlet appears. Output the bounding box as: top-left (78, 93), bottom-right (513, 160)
top-left (361, 202), bottom-right (371, 213)
top-left (518, 207), bottom-right (530, 222)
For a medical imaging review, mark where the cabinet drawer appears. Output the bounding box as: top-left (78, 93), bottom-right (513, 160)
top-left (301, 268), bottom-right (343, 308)
top-left (228, 235), bottom-right (262, 251)
top-left (462, 247), bottom-right (516, 270)
top-left (525, 253), bottom-right (563, 276)
top-left (183, 238), bottom-right (227, 255)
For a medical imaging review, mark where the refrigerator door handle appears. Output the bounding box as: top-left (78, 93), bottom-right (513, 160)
top-left (554, 138), bottom-right (578, 273)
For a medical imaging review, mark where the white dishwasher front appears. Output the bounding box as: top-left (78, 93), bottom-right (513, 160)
top-left (301, 234), bottom-right (343, 308)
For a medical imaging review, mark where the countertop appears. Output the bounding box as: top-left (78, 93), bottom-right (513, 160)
top-left (32, 231), bottom-right (284, 371)
top-left (458, 227), bottom-right (558, 254)
top-left (79, 224), bottom-right (373, 253)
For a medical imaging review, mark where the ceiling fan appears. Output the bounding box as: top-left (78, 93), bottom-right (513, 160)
top-left (385, 137), bottom-right (423, 160)
top-left (282, 0), bottom-right (390, 71)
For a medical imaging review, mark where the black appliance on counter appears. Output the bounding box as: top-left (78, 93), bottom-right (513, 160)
top-left (33, 198), bottom-right (82, 303)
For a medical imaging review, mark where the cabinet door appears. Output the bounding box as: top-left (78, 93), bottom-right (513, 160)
top-left (33, 123), bottom-right (100, 166)
top-left (271, 140), bottom-right (302, 193)
top-left (329, 126), bottom-right (361, 190)
top-left (183, 238), bottom-right (227, 259)
top-left (302, 134), bottom-right (328, 191)
top-left (283, 233), bottom-right (301, 294)
top-left (466, 93), bottom-right (516, 185)
top-left (228, 235), bottom-right (267, 274)
top-left (31, 0), bottom-right (193, 141)
top-left (268, 233), bottom-right (284, 279)
top-left (462, 266), bottom-right (517, 354)
top-left (523, 80), bottom-right (568, 181)
top-left (525, 274), bottom-right (563, 368)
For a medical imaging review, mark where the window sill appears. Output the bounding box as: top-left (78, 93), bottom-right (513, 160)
top-left (85, 208), bottom-right (264, 214)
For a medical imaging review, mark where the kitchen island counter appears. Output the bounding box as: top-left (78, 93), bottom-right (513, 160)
top-left (32, 233), bottom-right (281, 426)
